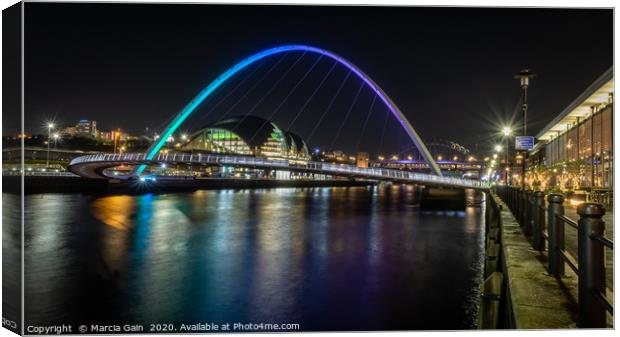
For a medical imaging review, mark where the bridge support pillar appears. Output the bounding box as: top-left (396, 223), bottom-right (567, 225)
top-left (420, 187), bottom-right (466, 210)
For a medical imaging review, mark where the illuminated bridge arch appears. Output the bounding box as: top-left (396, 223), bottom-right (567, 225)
top-left (138, 45), bottom-right (442, 176)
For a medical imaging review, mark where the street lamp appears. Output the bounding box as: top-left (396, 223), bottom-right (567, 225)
top-left (514, 68), bottom-right (536, 186)
top-left (501, 126), bottom-right (513, 184)
top-left (502, 126), bottom-right (512, 137)
top-left (46, 123), bottom-right (54, 167)
top-left (53, 133), bottom-right (59, 150)
top-left (494, 144), bottom-right (502, 153)
top-left (114, 130), bottom-right (120, 154)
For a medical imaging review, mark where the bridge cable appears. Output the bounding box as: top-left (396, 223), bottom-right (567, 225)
top-left (214, 52), bottom-right (289, 124)
top-left (354, 93), bottom-right (378, 153)
top-left (284, 60), bottom-right (339, 132)
top-left (246, 54), bottom-right (324, 145)
top-left (151, 58), bottom-right (270, 139)
top-left (191, 57), bottom-right (270, 129)
top-left (306, 70), bottom-right (352, 144)
top-left (229, 52), bottom-right (308, 135)
top-left (328, 80), bottom-right (365, 150)
top-left (376, 104), bottom-right (390, 155)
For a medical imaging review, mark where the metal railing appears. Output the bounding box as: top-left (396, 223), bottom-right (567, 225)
top-left (68, 152), bottom-right (492, 190)
top-left (496, 185), bottom-right (613, 328)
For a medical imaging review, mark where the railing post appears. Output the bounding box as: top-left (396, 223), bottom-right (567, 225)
top-left (524, 189), bottom-right (533, 235)
top-left (512, 187), bottom-right (517, 212)
top-left (520, 188), bottom-right (527, 227)
top-left (577, 203), bottom-right (606, 328)
top-left (533, 191), bottom-right (545, 251)
top-left (517, 188), bottom-right (524, 226)
top-left (547, 193), bottom-right (565, 277)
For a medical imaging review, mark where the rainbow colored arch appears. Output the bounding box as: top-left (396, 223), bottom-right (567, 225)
top-left (138, 45), bottom-right (442, 176)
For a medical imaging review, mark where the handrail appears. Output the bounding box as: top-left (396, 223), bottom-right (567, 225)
top-left (495, 185), bottom-right (614, 328)
top-left (590, 234), bottom-right (614, 250)
top-left (556, 214), bottom-right (579, 230)
top-left (592, 289), bottom-right (614, 315)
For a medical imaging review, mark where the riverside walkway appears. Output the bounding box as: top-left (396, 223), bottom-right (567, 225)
top-left (494, 186), bottom-right (614, 328)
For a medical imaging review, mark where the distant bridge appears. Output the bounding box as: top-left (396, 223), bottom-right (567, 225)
top-left (69, 153), bottom-right (490, 190)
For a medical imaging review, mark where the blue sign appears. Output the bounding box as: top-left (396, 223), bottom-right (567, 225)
top-left (515, 136), bottom-right (535, 150)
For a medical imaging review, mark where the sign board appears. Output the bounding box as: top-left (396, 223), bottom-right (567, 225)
top-left (515, 136), bottom-right (535, 150)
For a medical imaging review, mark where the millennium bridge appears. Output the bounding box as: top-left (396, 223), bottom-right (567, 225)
top-left (68, 152), bottom-right (490, 190)
top-left (68, 44), bottom-right (490, 190)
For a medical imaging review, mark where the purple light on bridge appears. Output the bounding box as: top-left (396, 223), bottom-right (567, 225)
top-left (139, 45), bottom-right (441, 176)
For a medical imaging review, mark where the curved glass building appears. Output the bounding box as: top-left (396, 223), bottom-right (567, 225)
top-left (182, 116), bottom-right (310, 160)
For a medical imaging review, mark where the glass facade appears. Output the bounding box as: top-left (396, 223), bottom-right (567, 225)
top-left (542, 103), bottom-right (613, 188)
top-left (257, 124), bottom-right (288, 159)
top-left (184, 128), bottom-right (252, 155)
top-left (181, 121), bottom-right (310, 161)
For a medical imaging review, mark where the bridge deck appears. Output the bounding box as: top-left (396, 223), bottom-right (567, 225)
top-left (69, 152), bottom-right (490, 190)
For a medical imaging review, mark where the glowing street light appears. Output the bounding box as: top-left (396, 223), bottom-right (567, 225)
top-left (52, 133), bottom-right (60, 149)
top-left (502, 126), bottom-right (512, 136)
top-left (501, 126), bottom-right (513, 184)
top-left (114, 130), bottom-right (121, 154)
top-left (46, 122), bottom-right (55, 167)
top-left (494, 144), bottom-right (502, 153)
top-left (181, 134), bottom-right (188, 141)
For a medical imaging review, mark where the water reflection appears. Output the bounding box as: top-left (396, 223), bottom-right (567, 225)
top-left (23, 185), bottom-right (485, 330)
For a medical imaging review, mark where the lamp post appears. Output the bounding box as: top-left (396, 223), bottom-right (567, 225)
top-left (114, 130), bottom-right (120, 154)
top-left (502, 126), bottom-right (513, 184)
top-left (514, 69), bottom-right (536, 187)
top-left (494, 144), bottom-right (505, 184)
top-left (46, 123), bottom-right (54, 168)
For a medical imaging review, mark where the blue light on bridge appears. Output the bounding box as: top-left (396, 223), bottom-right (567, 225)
top-left (136, 45), bottom-right (441, 176)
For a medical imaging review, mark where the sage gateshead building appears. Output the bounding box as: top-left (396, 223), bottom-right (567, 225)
top-left (528, 67), bottom-right (613, 190)
top-left (181, 115), bottom-right (311, 161)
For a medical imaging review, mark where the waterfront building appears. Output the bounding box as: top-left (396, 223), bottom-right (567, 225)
top-left (356, 152), bottom-right (369, 168)
top-left (76, 119), bottom-right (98, 137)
top-left (181, 116), bottom-right (311, 161)
top-left (527, 67), bottom-right (613, 190)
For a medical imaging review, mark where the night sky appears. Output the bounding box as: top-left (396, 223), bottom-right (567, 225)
top-left (17, 3), bottom-right (613, 155)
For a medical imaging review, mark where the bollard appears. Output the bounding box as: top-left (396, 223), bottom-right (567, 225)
top-left (547, 194), bottom-right (565, 276)
top-left (533, 191), bottom-right (545, 251)
top-left (524, 189), bottom-right (533, 235)
top-left (577, 203), bottom-right (606, 328)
